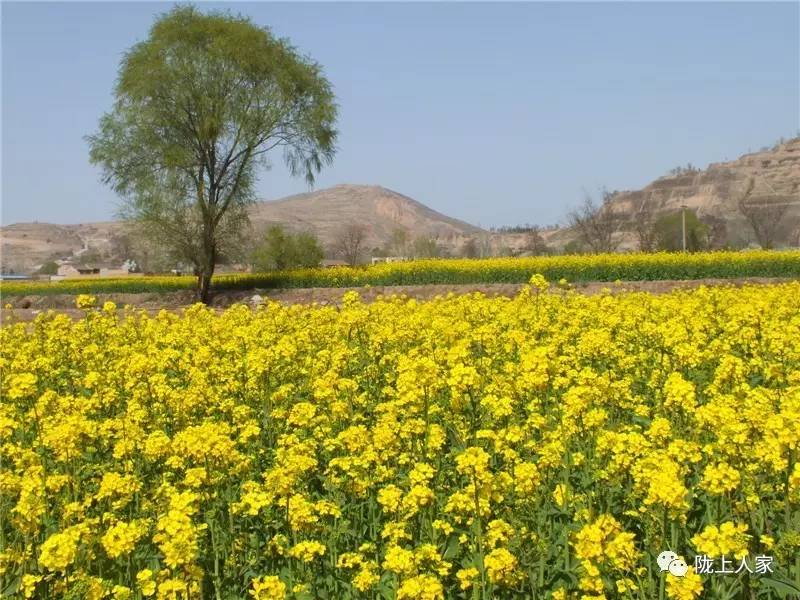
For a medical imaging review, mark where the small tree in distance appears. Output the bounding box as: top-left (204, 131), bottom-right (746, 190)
top-left (334, 223), bottom-right (368, 266)
top-left (37, 261), bottom-right (59, 275)
top-left (633, 193), bottom-right (658, 252)
top-left (412, 236), bottom-right (440, 258)
top-left (653, 209), bottom-right (708, 252)
top-left (737, 178), bottom-right (791, 249)
top-left (524, 226), bottom-right (549, 255)
top-left (567, 188), bottom-right (620, 253)
top-left (88, 6), bottom-right (337, 302)
top-left (389, 227), bottom-right (410, 256)
top-left (251, 224), bottom-right (323, 271)
top-left (461, 238), bottom-right (479, 258)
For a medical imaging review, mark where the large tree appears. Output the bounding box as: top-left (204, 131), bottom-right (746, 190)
top-left (88, 6), bottom-right (337, 301)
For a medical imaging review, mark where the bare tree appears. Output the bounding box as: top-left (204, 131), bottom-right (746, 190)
top-left (633, 193), bottom-right (657, 252)
top-left (738, 178), bottom-right (791, 249)
top-left (334, 223), bottom-right (368, 265)
top-left (389, 226), bottom-right (410, 256)
top-left (478, 233), bottom-right (492, 258)
top-left (568, 188), bottom-right (620, 253)
top-left (703, 215), bottom-right (728, 249)
top-left (525, 226), bottom-right (549, 255)
top-left (461, 237), bottom-right (479, 258)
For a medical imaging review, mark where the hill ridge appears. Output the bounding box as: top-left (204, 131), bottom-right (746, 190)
top-left (1, 184), bottom-right (483, 272)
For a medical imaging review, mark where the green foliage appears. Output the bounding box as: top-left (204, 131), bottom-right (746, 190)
top-left (3, 251), bottom-right (799, 297)
top-left (86, 5), bottom-right (337, 300)
top-left (412, 236), bottom-right (441, 259)
top-left (251, 225), bottom-right (323, 271)
top-left (389, 227), bottom-right (410, 256)
top-left (654, 210), bottom-right (709, 252)
top-left (37, 261), bottom-right (59, 275)
top-left (563, 240), bottom-right (585, 255)
top-left (78, 248), bottom-right (103, 266)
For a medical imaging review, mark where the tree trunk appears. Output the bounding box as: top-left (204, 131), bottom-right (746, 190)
top-left (197, 267), bottom-right (213, 303)
top-left (196, 245), bottom-right (216, 303)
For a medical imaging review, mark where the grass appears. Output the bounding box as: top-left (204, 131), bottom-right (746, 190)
top-left (2, 250), bottom-right (799, 297)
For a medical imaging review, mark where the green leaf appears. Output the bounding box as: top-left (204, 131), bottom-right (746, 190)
top-left (443, 535), bottom-right (462, 560)
top-left (758, 576), bottom-right (800, 599)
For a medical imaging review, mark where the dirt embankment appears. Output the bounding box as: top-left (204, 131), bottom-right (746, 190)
top-left (1, 277), bottom-right (795, 324)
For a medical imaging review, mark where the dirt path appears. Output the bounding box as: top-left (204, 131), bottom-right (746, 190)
top-left (2, 277), bottom-right (795, 323)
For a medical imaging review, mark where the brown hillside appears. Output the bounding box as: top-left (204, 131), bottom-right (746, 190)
top-left (1, 185), bottom-right (484, 272)
top-left (605, 137), bottom-right (800, 249)
top-left (249, 184), bottom-right (482, 248)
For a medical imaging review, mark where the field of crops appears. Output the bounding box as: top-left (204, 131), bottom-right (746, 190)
top-left (3, 250), bottom-right (800, 297)
top-left (2, 280), bottom-right (800, 599)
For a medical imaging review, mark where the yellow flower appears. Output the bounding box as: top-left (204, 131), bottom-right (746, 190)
top-left (136, 569), bottom-right (156, 597)
top-left (397, 574), bottom-right (444, 600)
top-left (21, 574), bottom-right (42, 599)
top-left (700, 462), bottom-right (741, 495)
top-left (152, 491), bottom-right (206, 570)
top-left (75, 294), bottom-right (97, 309)
top-left (157, 578), bottom-right (191, 598)
top-left (514, 461), bottom-right (541, 495)
top-left (666, 567), bottom-right (703, 600)
top-left (789, 463), bottom-right (800, 499)
top-left (528, 273), bottom-right (550, 292)
top-left (484, 547), bottom-right (521, 586)
top-left (101, 520), bottom-right (148, 559)
top-left (456, 567), bottom-right (479, 590)
top-left (456, 447), bottom-right (491, 479)
top-left (691, 522), bottom-right (751, 559)
top-left (486, 519), bottom-right (515, 548)
top-left (39, 525), bottom-right (85, 572)
top-left (111, 585), bottom-right (133, 600)
top-left (95, 472), bottom-right (140, 509)
top-left (287, 540), bottom-right (326, 562)
top-left (250, 576), bottom-right (286, 600)
top-left (377, 484), bottom-right (404, 513)
top-left (553, 483), bottom-right (568, 508)
top-left (663, 372), bottom-right (696, 411)
top-left (383, 545), bottom-right (416, 576)
top-left (616, 577), bottom-right (638, 593)
top-left (352, 561), bottom-right (379, 591)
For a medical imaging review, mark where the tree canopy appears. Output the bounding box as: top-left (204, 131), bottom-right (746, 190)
top-left (251, 225), bottom-right (323, 271)
top-left (88, 5), bottom-right (337, 301)
top-left (654, 209), bottom-right (709, 252)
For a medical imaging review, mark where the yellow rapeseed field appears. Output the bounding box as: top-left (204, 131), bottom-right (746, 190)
top-left (3, 250), bottom-right (800, 297)
top-left (1, 280), bottom-right (799, 599)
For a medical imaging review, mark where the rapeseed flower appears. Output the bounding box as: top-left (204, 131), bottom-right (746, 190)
top-left (2, 281), bottom-right (798, 597)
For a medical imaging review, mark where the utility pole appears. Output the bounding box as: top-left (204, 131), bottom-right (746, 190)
top-left (681, 205), bottom-right (688, 252)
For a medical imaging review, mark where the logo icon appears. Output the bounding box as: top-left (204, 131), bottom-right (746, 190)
top-left (657, 550), bottom-right (688, 577)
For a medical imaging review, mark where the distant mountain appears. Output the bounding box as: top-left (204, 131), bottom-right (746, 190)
top-left (0, 184), bottom-right (485, 272)
top-left (249, 184), bottom-right (482, 248)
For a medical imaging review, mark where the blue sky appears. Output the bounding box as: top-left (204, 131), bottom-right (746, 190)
top-left (2, 2), bottom-right (798, 227)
